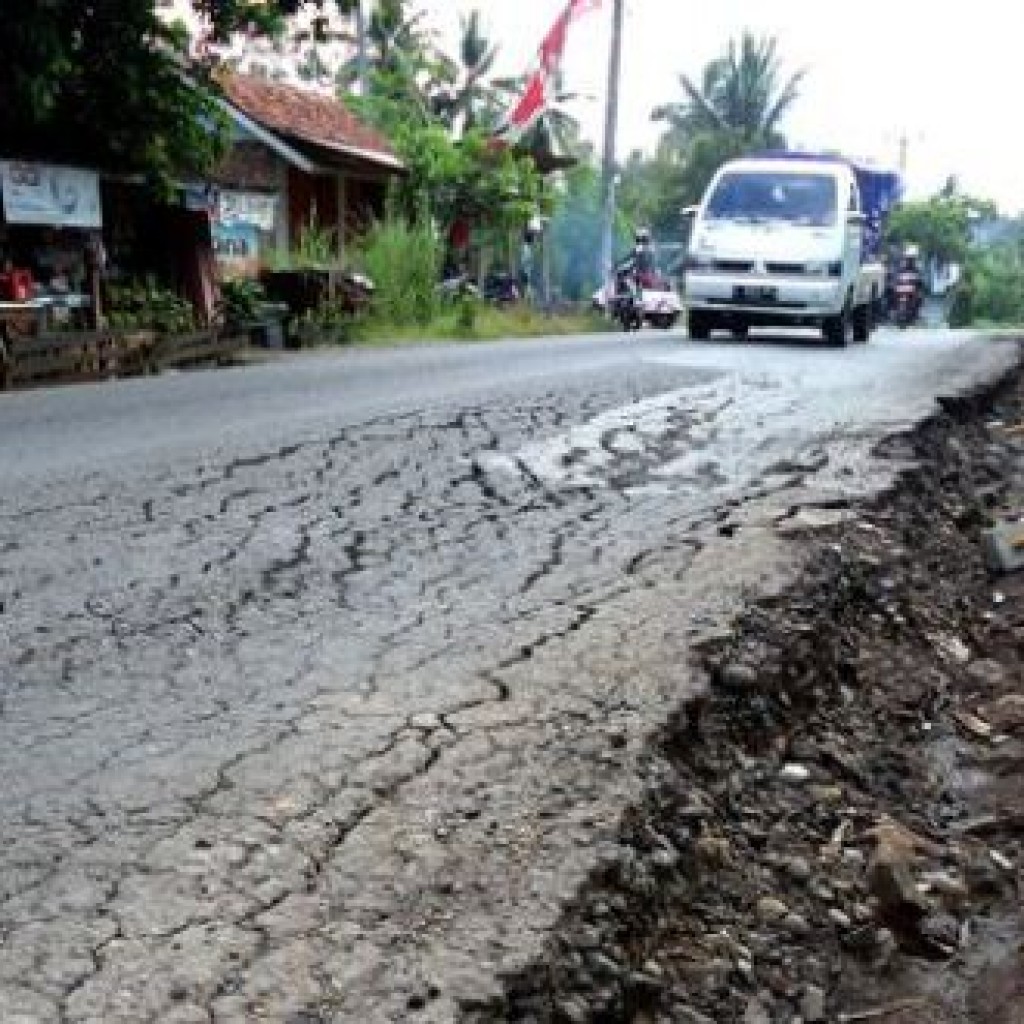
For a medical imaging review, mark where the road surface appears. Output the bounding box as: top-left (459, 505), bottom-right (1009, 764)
top-left (0, 328), bottom-right (1017, 1022)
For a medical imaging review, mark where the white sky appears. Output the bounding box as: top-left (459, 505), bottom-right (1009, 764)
top-left (419, 0), bottom-right (1022, 215)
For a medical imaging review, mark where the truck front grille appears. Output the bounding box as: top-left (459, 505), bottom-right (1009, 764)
top-left (712, 259), bottom-right (754, 274)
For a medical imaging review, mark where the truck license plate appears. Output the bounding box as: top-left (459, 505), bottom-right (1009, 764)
top-left (734, 285), bottom-right (777, 302)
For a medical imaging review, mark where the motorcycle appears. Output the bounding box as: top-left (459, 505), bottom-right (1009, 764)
top-left (592, 269), bottom-right (682, 330)
top-left (608, 269), bottom-right (645, 331)
top-left (437, 272), bottom-right (522, 306)
top-left (893, 272), bottom-right (922, 328)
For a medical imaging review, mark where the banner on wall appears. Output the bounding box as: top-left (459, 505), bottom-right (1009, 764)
top-left (213, 222), bottom-right (260, 278)
top-left (1, 160), bottom-right (103, 228)
top-left (217, 190), bottom-right (277, 232)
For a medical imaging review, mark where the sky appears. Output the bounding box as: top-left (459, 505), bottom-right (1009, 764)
top-left (419, 0), bottom-right (1022, 215)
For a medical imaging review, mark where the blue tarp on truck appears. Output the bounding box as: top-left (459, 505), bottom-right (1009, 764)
top-left (752, 151), bottom-right (904, 260)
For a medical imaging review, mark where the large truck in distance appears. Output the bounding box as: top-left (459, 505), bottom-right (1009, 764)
top-left (683, 153), bottom-right (902, 346)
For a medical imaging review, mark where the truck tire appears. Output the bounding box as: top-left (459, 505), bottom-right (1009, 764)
top-left (823, 303), bottom-right (851, 347)
top-left (687, 310), bottom-right (712, 340)
top-left (852, 301), bottom-right (872, 343)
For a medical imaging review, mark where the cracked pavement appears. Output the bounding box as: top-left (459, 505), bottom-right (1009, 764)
top-left (0, 330), bottom-right (1017, 1022)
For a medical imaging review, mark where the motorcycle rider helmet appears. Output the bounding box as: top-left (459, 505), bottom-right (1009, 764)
top-left (635, 227), bottom-right (651, 245)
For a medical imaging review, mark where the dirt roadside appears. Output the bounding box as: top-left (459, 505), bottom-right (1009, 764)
top-left (465, 353), bottom-right (1024, 1024)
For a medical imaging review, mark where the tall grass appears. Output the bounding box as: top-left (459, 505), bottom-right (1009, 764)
top-left (353, 216), bottom-right (440, 327)
top-left (350, 304), bottom-right (611, 345)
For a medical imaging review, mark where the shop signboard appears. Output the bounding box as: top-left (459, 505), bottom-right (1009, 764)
top-left (1, 161), bottom-right (103, 228)
top-left (217, 190), bottom-right (277, 232)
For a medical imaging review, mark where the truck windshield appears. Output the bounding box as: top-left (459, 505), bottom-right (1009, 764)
top-left (705, 171), bottom-right (838, 227)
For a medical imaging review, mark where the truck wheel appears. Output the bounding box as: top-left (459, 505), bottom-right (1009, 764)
top-left (852, 302), bottom-right (872, 343)
top-left (823, 305), bottom-right (851, 347)
top-left (687, 310), bottom-right (712, 340)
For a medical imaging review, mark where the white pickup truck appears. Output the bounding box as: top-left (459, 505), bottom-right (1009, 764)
top-left (683, 154), bottom-right (900, 346)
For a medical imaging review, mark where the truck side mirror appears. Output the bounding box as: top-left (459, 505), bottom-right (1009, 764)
top-left (847, 211), bottom-right (866, 226)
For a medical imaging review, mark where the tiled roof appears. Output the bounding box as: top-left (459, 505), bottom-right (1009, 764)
top-left (220, 73), bottom-right (402, 170)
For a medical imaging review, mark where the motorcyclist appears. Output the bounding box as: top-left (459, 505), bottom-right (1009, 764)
top-left (896, 244), bottom-right (925, 319)
top-left (616, 228), bottom-right (657, 281)
top-left (604, 229), bottom-right (654, 327)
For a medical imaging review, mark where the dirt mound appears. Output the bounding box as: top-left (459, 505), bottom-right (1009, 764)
top-left (467, 368), bottom-right (1024, 1023)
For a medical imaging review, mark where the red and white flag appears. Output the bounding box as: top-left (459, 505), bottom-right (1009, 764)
top-left (494, 0), bottom-right (602, 144)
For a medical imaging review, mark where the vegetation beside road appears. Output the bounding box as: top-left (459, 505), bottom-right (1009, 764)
top-left (888, 187), bottom-right (1024, 328)
top-left (349, 305), bottom-right (610, 346)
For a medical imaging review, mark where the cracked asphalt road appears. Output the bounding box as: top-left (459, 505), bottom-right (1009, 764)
top-left (0, 329), bottom-right (1017, 1023)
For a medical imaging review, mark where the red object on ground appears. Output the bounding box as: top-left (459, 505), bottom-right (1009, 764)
top-left (0, 269), bottom-right (33, 302)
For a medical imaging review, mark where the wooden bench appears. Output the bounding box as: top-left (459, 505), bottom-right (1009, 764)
top-left (0, 330), bottom-right (111, 390)
top-left (109, 330), bottom-right (158, 377)
top-left (0, 328), bottom-right (249, 390)
top-left (153, 330), bottom-right (248, 370)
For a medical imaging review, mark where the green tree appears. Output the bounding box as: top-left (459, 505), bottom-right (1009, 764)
top-left (431, 10), bottom-right (501, 134)
top-left (0, 0), bottom-right (349, 183)
top-left (649, 32), bottom-right (805, 207)
top-left (350, 77), bottom-right (542, 242)
top-left (653, 33), bottom-right (804, 148)
top-left (484, 70), bottom-right (588, 166)
top-left (616, 145), bottom-right (686, 236)
top-left (338, 0), bottom-right (436, 106)
top-left (887, 193), bottom-right (995, 265)
top-left (949, 241), bottom-right (1024, 327)
top-left (0, 2), bottom-right (232, 182)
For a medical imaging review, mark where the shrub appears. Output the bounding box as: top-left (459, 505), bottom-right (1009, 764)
top-left (352, 216), bottom-right (440, 328)
top-left (218, 278), bottom-right (265, 329)
top-left (294, 297), bottom-right (351, 346)
top-left (106, 277), bottom-right (196, 333)
top-left (949, 244), bottom-right (1024, 327)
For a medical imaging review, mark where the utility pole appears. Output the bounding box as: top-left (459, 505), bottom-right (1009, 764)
top-left (356, 0), bottom-right (369, 97)
top-left (597, 0), bottom-right (624, 292)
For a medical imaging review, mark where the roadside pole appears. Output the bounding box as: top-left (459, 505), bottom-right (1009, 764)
top-left (597, 0), bottom-right (624, 298)
top-left (356, 0), bottom-right (369, 97)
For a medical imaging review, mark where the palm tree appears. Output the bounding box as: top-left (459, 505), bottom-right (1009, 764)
top-left (334, 0), bottom-right (368, 94)
top-left (336, 0), bottom-right (439, 122)
top-left (485, 71), bottom-right (588, 160)
top-left (431, 10), bottom-right (501, 134)
top-left (364, 0), bottom-right (429, 75)
top-left (653, 32), bottom-right (805, 151)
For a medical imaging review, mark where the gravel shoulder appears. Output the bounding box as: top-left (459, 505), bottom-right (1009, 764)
top-left (482, 356), bottom-right (1024, 1023)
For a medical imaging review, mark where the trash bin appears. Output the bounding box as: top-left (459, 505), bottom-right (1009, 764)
top-left (253, 301), bottom-right (289, 349)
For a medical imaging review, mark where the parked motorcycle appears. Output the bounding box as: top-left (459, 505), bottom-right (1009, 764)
top-left (481, 272), bottom-right (522, 306)
top-left (437, 272), bottom-right (521, 306)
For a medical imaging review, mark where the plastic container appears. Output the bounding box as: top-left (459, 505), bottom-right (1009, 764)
top-left (0, 269), bottom-right (34, 302)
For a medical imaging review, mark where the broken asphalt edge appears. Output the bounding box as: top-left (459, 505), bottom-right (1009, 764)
top-left (457, 337), bottom-right (1024, 1022)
